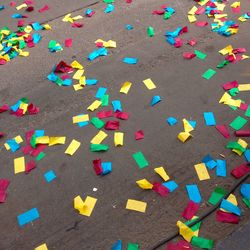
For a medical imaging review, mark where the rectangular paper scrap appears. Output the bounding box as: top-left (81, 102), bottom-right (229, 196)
top-left (194, 163), bottom-right (210, 181)
top-left (114, 132), bottom-right (124, 146)
top-left (202, 69), bottom-right (216, 80)
top-left (186, 184), bottom-right (202, 203)
top-left (65, 139), bottom-right (81, 155)
top-left (126, 199), bottom-right (147, 213)
top-left (91, 131), bottom-right (108, 144)
top-left (143, 78), bottom-right (156, 90)
top-left (72, 114), bottom-right (89, 124)
top-left (120, 81), bottom-right (132, 94)
top-left (17, 208), bottom-right (40, 227)
top-left (132, 151), bottom-right (149, 169)
top-left (14, 156), bottom-right (25, 174)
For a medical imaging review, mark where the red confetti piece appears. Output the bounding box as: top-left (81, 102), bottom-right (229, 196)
top-left (105, 120), bottom-right (119, 130)
top-left (0, 59), bottom-right (7, 65)
top-left (25, 160), bottom-right (36, 174)
top-left (28, 103), bottom-right (39, 115)
top-left (183, 52), bottom-right (196, 59)
top-left (182, 200), bottom-right (200, 220)
top-left (216, 210), bottom-right (239, 224)
top-left (93, 159), bottom-right (102, 175)
top-left (222, 80), bottom-right (238, 90)
top-left (135, 130), bottom-right (144, 140)
top-left (187, 39), bottom-right (197, 46)
top-left (113, 111), bottom-right (129, 120)
top-left (215, 124), bottom-right (230, 139)
top-left (72, 22), bottom-right (83, 28)
top-left (96, 110), bottom-right (113, 119)
top-left (26, 6), bottom-right (34, 12)
top-left (38, 5), bottom-right (49, 13)
top-left (195, 21), bottom-right (208, 27)
top-left (152, 182), bottom-right (170, 197)
top-left (65, 38), bottom-right (73, 48)
top-left (231, 164), bottom-right (250, 179)
top-left (235, 130), bottom-right (250, 137)
top-left (0, 104), bottom-right (9, 113)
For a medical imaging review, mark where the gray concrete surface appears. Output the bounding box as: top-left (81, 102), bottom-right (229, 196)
top-left (0, 0), bottom-right (250, 249)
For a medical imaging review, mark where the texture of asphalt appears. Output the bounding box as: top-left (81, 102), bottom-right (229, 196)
top-left (0, 0), bottom-right (250, 249)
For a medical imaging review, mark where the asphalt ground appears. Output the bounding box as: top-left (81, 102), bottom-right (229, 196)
top-left (0, 0), bottom-right (250, 249)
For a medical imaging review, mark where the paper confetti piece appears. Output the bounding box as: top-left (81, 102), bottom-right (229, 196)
top-left (87, 100), bottom-right (102, 111)
top-left (143, 78), bottom-right (156, 90)
top-left (123, 57), bottom-right (138, 64)
top-left (34, 243), bottom-right (48, 250)
top-left (177, 220), bottom-right (195, 242)
top-left (44, 170), bottom-right (56, 183)
top-left (14, 156), bottom-right (25, 174)
top-left (191, 236), bottom-right (214, 250)
top-left (17, 208), bottom-right (40, 227)
top-left (230, 116), bottom-right (247, 130)
top-left (36, 152), bottom-right (46, 161)
top-left (202, 69), bottom-right (216, 80)
top-left (135, 130), bottom-right (144, 140)
top-left (132, 152), bottom-right (149, 169)
top-left (112, 240), bottom-right (122, 250)
top-left (194, 50), bottom-right (207, 60)
top-left (216, 159), bottom-right (227, 177)
top-left (162, 180), bottom-right (179, 192)
top-left (178, 132), bottom-right (192, 143)
top-left (91, 131), bottom-right (108, 144)
top-left (136, 179), bottom-right (153, 189)
top-left (203, 112), bottom-right (216, 126)
top-left (194, 163), bottom-right (210, 181)
top-left (91, 117), bottom-right (105, 129)
top-left (220, 199), bottom-right (241, 216)
top-left (65, 139), bottom-right (81, 155)
top-left (90, 144), bottom-right (109, 152)
top-left (186, 184), bottom-right (202, 203)
top-left (154, 166), bottom-right (169, 181)
top-left (182, 201), bottom-right (200, 220)
top-left (65, 38), bottom-right (72, 47)
top-left (126, 199), bottom-right (147, 213)
top-left (127, 243), bottom-right (139, 250)
top-left (151, 95), bottom-right (161, 106)
top-left (74, 195), bottom-right (97, 216)
top-left (114, 132), bottom-right (124, 146)
top-left (120, 81), bottom-right (132, 94)
top-left (49, 137), bottom-right (66, 146)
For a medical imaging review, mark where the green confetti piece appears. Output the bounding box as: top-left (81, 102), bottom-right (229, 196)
top-left (55, 77), bottom-right (64, 86)
top-left (229, 116), bottom-right (247, 130)
top-left (132, 151), bottom-right (149, 169)
top-left (226, 141), bottom-right (246, 153)
top-left (208, 187), bottom-right (227, 205)
top-left (202, 69), bottom-right (216, 80)
top-left (48, 40), bottom-right (57, 49)
top-left (101, 94), bottom-right (109, 106)
top-left (185, 217), bottom-right (202, 232)
top-left (19, 40), bottom-right (26, 49)
top-left (243, 198), bottom-right (250, 209)
top-left (91, 117), bottom-right (105, 129)
top-left (147, 26), bottom-right (155, 37)
top-left (194, 50), bottom-right (207, 60)
top-left (245, 106), bottom-right (250, 117)
top-left (36, 152), bottom-right (46, 161)
top-left (164, 11), bottom-right (172, 19)
top-left (191, 236), bottom-right (214, 250)
top-left (90, 143), bottom-right (109, 152)
top-left (30, 134), bottom-right (37, 148)
top-left (103, 0), bottom-right (114, 3)
top-left (127, 243), bottom-right (139, 250)
top-left (20, 97), bottom-right (28, 103)
top-left (216, 60), bottom-right (229, 68)
top-left (228, 88), bottom-right (239, 97)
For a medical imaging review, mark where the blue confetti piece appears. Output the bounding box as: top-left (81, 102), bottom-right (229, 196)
top-left (151, 95), bottom-right (161, 106)
top-left (32, 33), bottom-right (41, 44)
top-left (12, 13), bottom-right (23, 18)
top-left (165, 7), bottom-right (175, 14)
top-left (44, 170), bottom-right (57, 183)
top-left (86, 79), bottom-right (98, 85)
top-left (216, 159), bottom-right (227, 177)
top-left (32, 22), bottom-right (43, 31)
top-left (202, 154), bottom-right (217, 170)
top-left (203, 112), bottom-right (216, 126)
top-left (166, 36), bottom-right (175, 45)
top-left (6, 139), bottom-right (20, 152)
top-left (10, 100), bottom-right (21, 112)
top-left (78, 121), bottom-right (89, 127)
top-left (101, 162), bottom-right (112, 175)
top-left (122, 57), bottom-right (138, 64)
top-left (240, 184), bottom-right (250, 199)
top-left (112, 100), bottom-right (122, 112)
top-left (0, 5), bottom-right (5, 11)
top-left (162, 180), bottom-right (178, 192)
top-left (165, 27), bottom-right (182, 37)
top-left (85, 9), bottom-right (93, 15)
top-left (47, 72), bottom-right (58, 82)
top-left (35, 130), bottom-right (45, 137)
top-left (62, 78), bottom-right (72, 86)
top-left (220, 199), bottom-right (241, 216)
top-left (244, 149), bottom-right (250, 163)
top-left (186, 184), bottom-right (202, 203)
top-left (111, 240), bottom-right (122, 250)
top-left (126, 24), bottom-right (133, 30)
top-left (95, 87), bottom-right (107, 99)
top-left (104, 4), bottom-right (115, 13)
top-left (188, 120), bottom-right (196, 129)
top-left (88, 47), bottom-right (108, 61)
top-left (166, 117), bottom-right (177, 126)
top-left (17, 208), bottom-right (40, 227)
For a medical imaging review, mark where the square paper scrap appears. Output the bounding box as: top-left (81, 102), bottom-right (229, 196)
top-left (44, 170), bottom-right (56, 183)
top-left (126, 199), bottom-right (147, 213)
top-left (204, 112), bottom-right (216, 126)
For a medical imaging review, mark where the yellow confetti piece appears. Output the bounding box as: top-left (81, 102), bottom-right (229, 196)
top-left (126, 199), bottom-right (147, 213)
top-left (95, 39), bottom-right (117, 48)
top-left (194, 163), bottom-right (210, 181)
top-left (71, 60), bottom-right (83, 69)
top-left (120, 81), bottom-right (132, 94)
top-left (43, 24), bottom-right (52, 30)
top-left (188, 6), bottom-right (198, 15)
top-left (114, 132), bottom-right (124, 146)
top-left (62, 13), bottom-right (72, 22)
top-left (19, 50), bottom-right (30, 57)
top-left (183, 119), bottom-right (194, 133)
top-left (72, 114), bottom-right (89, 124)
top-left (232, 139), bottom-right (248, 156)
top-left (4, 135), bottom-right (23, 150)
top-left (216, 3), bottom-right (226, 11)
top-left (74, 195), bottom-right (97, 217)
top-left (136, 179), bottom-right (153, 189)
top-left (14, 156), bottom-right (25, 174)
top-left (231, 1), bottom-right (240, 8)
top-left (91, 130), bottom-right (108, 144)
top-left (87, 100), bottom-right (102, 111)
top-left (73, 84), bottom-right (84, 91)
top-left (36, 136), bottom-right (50, 145)
top-left (24, 25), bottom-right (33, 34)
top-left (242, 55), bottom-right (250, 60)
top-left (238, 84), bottom-right (250, 91)
top-left (79, 76), bottom-right (86, 86)
top-left (19, 103), bottom-right (28, 113)
top-left (214, 14), bottom-right (227, 19)
top-left (238, 16), bottom-right (247, 22)
top-left (143, 78), bottom-right (156, 90)
top-left (16, 3), bottom-right (27, 10)
top-left (65, 139), bottom-right (81, 155)
top-left (219, 45), bottom-right (233, 55)
top-left (219, 92), bottom-right (231, 103)
top-left (177, 221), bottom-right (195, 242)
top-left (49, 137), bottom-right (66, 146)
top-left (224, 98), bottom-right (241, 107)
top-left (188, 15), bottom-right (197, 23)
top-left (154, 166), bottom-right (170, 181)
top-left (198, 0), bottom-right (209, 6)
top-left (34, 243), bottom-right (48, 250)
top-left (72, 15), bottom-right (83, 20)
top-left (178, 132), bottom-right (192, 143)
